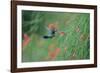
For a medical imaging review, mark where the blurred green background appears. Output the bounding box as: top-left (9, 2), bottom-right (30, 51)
top-left (22, 10), bottom-right (90, 62)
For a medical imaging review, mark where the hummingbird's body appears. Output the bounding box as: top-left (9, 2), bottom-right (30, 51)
top-left (43, 27), bottom-right (56, 39)
top-left (43, 24), bottom-right (57, 39)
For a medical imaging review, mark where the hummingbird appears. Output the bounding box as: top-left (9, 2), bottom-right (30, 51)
top-left (43, 24), bottom-right (57, 39)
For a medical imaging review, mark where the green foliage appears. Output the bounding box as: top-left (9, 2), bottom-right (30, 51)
top-left (22, 10), bottom-right (46, 36)
top-left (22, 10), bottom-right (90, 62)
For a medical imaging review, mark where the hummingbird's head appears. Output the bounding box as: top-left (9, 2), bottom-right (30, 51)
top-left (48, 23), bottom-right (57, 31)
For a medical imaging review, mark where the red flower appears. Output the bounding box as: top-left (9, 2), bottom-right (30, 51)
top-left (60, 32), bottom-right (65, 36)
top-left (49, 48), bottom-right (60, 60)
top-left (22, 34), bottom-right (30, 47)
